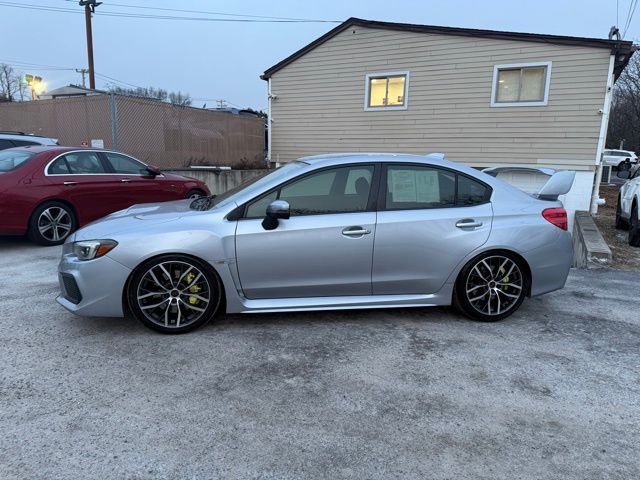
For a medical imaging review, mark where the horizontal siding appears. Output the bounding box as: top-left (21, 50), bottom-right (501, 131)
top-left (270, 26), bottom-right (610, 171)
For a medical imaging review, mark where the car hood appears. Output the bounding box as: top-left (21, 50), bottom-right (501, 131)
top-left (71, 199), bottom-right (203, 241)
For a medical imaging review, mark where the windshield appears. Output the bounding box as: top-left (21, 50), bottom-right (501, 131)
top-left (191, 162), bottom-right (307, 210)
top-left (0, 150), bottom-right (36, 172)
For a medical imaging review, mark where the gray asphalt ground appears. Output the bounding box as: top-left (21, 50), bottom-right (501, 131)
top-left (1, 237), bottom-right (639, 480)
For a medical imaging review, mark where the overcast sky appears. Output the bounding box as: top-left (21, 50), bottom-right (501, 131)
top-left (0, 0), bottom-right (636, 110)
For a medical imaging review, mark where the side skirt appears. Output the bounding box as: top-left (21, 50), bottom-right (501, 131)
top-left (237, 292), bottom-right (452, 314)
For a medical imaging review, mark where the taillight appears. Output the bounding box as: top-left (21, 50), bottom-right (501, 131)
top-left (542, 208), bottom-right (568, 230)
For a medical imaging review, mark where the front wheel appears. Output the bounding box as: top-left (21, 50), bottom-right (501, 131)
top-left (615, 195), bottom-right (629, 230)
top-left (127, 255), bottom-right (222, 334)
top-left (629, 205), bottom-right (640, 247)
top-left (28, 201), bottom-right (77, 246)
top-left (185, 189), bottom-right (206, 200)
top-left (454, 252), bottom-right (529, 322)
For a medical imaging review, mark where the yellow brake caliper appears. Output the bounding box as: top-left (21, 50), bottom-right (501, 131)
top-left (185, 272), bottom-right (201, 305)
top-left (499, 267), bottom-right (509, 291)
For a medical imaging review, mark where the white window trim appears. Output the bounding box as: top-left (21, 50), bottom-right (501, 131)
top-left (490, 61), bottom-right (552, 107)
top-left (364, 70), bottom-right (410, 111)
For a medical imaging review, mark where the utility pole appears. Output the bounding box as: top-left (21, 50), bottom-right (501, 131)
top-left (79, 0), bottom-right (102, 89)
top-left (75, 68), bottom-right (89, 88)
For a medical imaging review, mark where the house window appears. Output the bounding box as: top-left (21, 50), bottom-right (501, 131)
top-left (364, 71), bottom-right (409, 111)
top-left (491, 62), bottom-right (552, 107)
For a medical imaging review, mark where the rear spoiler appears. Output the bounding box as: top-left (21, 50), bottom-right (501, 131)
top-left (535, 171), bottom-right (576, 200)
top-left (482, 167), bottom-right (576, 201)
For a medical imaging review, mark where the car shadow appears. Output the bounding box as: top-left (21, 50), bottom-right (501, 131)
top-left (210, 306), bottom-right (461, 330)
top-left (64, 306), bottom-right (462, 336)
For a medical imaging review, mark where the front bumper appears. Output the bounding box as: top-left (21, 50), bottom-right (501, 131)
top-left (57, 253), bottom-right (132, 317)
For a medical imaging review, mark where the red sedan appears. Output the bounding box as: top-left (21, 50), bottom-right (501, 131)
top-left (0, 146), bottom-right (210, 245)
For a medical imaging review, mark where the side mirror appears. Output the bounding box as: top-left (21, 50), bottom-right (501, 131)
top-left (145, 165), bottom-right (161, 177)
top-left (262, 200), bottom-right (290, 230)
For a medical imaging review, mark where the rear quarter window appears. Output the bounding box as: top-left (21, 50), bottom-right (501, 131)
top-left (457, 175), bottom-right (491, 205)
top-left (0, 150), bottom-right (37, 172)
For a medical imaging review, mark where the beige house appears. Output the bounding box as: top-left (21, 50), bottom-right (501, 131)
top-left (261, 18), bottom-right (633, 218)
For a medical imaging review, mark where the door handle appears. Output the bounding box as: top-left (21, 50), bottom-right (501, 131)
top-left (456, 219), bottom-right (483, 229)
top-left (121, 178), bottom-right (131, 183)
top-left (342, 226), bottom-right (371, 237)
top-left (63, 181), bottom-right (77, 186)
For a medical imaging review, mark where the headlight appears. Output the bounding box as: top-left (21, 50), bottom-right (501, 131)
top-left (73, 240), bottom-right (118, 260)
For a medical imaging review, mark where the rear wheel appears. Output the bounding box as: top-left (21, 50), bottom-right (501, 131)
top-left (629, 204), bottom-right (640, 247)
top-left (615, 194), bottom-right (629, 230)
top-left (127, 255), bottom-right (222, 334)
top-left (28, 201), bottom-right (76, 246)
top-left (186, 189), bottom-right (205, 199)
top-left (454, 252), bottom-right (529, 322)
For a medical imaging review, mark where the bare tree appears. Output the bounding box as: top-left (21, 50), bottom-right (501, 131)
top-left (608, 52), bottom-right (640, 152)
top-left (0, 64), bottom-right (22, 102)
top-left (168, 90), bottom-right (192, 107)
top-left (107, 84), bottom-right (191, 106)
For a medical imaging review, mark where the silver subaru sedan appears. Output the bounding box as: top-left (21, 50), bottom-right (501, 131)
top-left (57, 153), bottom-right (574, 334)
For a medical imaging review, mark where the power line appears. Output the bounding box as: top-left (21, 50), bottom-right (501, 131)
top-left (94, 72), bottom-right (145, 90)
top-left (0, 1), bottom-right (340, 23)
top-left (0, 59), bottom-right (76, 71)
top-left (0, 58), bottom-right (143, 90)
top-left (61, 0), bottom-right (336, 22)
top-left (623, 0), bottom-right (639, 37)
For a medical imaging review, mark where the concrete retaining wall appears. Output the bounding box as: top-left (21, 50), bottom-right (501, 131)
top-left (572, 210), bottom-right (611, 268)
top-left (167, 169), bottom-right (267, 195)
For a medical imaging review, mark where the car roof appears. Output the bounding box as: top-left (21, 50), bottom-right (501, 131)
top-left (0, 132), bottom-right (57, 144)
top-left (297, 152), bottom-right (484, 176)
top-left (5, 145), bottom-right (100, 155)
top-left (607, 149), bottom-right (635, 154)
top-left (295, 152), bottom-right (532, 196)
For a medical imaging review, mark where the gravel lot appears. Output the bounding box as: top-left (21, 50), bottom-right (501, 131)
top-left (1, 237), bottom-right (639, 479)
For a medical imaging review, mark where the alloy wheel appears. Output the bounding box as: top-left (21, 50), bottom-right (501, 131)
top-left (37, 207), bottom-right (72, 242)
top-left (136, 261), bottom-right (212, 329)
top-left (465, 255), bottom-right (523, 316)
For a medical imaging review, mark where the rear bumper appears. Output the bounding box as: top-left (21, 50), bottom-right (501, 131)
top-left (57, 253), bottom-right (131, 317)
top-left (525, 230), bottom-right (573, 297)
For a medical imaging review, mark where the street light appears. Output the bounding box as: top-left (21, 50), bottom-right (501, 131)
top-left (25, 74), bottom-right (45, 100)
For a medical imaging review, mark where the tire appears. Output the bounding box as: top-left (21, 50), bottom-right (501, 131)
top-left (185, 189), bottom-right (206, 199)
top-left (27, 201), bottom-right (77, 246)
top-left (453, 251), bottom-right (529, 322)
top-left (127, 254), bottom-right (222, 334)
top-left (615, 194), bottom-right (629, 230)
top-left (629, 204), bottom-right (640, 247)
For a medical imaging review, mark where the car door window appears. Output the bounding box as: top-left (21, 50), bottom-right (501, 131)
top-left (103, 152), bottom-right (147, 174)
top-left (385, 165), bottom-right (455, 209)
top-left (61, 152), bottom-right (106, 174)
top-left (384, 165), bottom-right (491, 210)
top-left (244, 165), bottom-right (374, 217)
top-left (246, 191), bottom-right (278, 218)
top-left (0, 139), bottom-right (14, 150)
top-left (280, 166), bottom-right (374, 216)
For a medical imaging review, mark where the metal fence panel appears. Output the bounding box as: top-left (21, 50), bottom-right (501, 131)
top-left (0, 94), bottom-right (265, 169)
